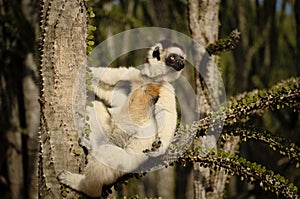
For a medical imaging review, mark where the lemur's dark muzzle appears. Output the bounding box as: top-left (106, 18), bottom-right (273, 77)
top-left (177, 59), bottom-right (185, 70)
top-left (172, 58), bottom-right (185, 71)
top-left (166, 53), bottom-right (185, 71)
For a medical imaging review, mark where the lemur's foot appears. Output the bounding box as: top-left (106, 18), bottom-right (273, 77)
top-left (151, 138), bottom-right (162, 151)
top-left (143, 138), bottom-right (161, 153)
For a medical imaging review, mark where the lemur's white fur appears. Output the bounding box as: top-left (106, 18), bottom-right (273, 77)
top-left (58, 41), bottom-right (186, 197)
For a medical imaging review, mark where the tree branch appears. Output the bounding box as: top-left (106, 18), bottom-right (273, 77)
top-left (223, 124), bottom-right (300, 165)
top-left (179, 150), bottom-right (299, 199)
top-left (206, 29), bottom-right (241, 55)
top-left (194, 76), bottom-right (300, 135)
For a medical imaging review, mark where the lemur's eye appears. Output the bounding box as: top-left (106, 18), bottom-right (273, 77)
top-left (168, 55), bottom-right (177, 62)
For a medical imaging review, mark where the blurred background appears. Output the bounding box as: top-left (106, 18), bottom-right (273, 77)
top-left (0, 0), bottom-right (299, 198)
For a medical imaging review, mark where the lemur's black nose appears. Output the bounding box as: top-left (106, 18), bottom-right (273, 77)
top-left (178, 59), bottom-right (185, 70)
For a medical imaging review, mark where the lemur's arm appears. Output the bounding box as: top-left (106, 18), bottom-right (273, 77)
top-left (90, 67), bottom-right (140, 105)
top-left (148, 82), bottom-right (177, 155)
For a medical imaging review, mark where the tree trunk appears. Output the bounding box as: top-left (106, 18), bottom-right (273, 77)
top-left (22, 0), bottom-right (41, 197)
top-left (39, 1), bottom-right (86, 198)
top-left (23, 53), bottom-right (40, 199)
top-left (188, 0), bottom-right (239, 198)
top-left (0, 1), bottom-right (39, 198)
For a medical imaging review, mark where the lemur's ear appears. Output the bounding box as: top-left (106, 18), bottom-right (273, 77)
top-left (152, 46), bottom-right (160, 61)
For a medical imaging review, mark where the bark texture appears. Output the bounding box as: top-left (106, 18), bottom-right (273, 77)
top-left (188, 0), bottom-right (239, 198)
top-left (39, 1), bottom-right (86, 198)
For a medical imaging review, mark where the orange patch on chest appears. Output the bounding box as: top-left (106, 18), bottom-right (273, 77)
top-left (128, 83), bottom-right (161, 125)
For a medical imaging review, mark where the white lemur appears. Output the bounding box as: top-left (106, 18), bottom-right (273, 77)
top-left (58, 40), bottom-right (186, 197)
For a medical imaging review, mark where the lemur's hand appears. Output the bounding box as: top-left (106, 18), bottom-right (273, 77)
top-left (143, 137), bottom-right (162, 154)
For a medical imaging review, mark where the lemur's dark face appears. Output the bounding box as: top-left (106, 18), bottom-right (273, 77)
top-left (165, 53), bottom-right (185, 71)
top-left (151, 41), bottom-right (186, 72)
top-left (143, 40), bottom-right (186, 81)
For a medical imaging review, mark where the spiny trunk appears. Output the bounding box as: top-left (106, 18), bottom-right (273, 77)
top-left (38, 1), bottom-right (86, 198)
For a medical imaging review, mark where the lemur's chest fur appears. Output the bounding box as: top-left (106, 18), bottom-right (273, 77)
top-left (107, 79), bottom-right (163, 148)
top-left (128, 83), bottom-right (161, 125)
